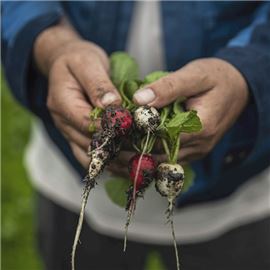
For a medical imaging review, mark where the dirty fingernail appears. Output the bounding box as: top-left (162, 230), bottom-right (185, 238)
top-left (133, 88), bottom-right (156, 105)
top-left (101, 92), bottom-right (118, 106)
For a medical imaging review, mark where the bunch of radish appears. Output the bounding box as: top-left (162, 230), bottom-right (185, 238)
top-left (71, 52), bottom-right (202, 270)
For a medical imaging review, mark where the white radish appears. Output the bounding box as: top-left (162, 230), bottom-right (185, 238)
top-left (134, 105), bottom-right (160, 132)
top-left (155, 163), bottom-right (185, 270)
top-left (155, 163), bottom-right (184, 214)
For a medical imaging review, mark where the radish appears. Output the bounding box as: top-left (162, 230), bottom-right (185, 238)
top-left (101, 105), bottom-right (133, 136)
top-left (71, 106), bottom-right (133, 270)
top-left (134, 105), bottom-right (160, 133)
top-left (155, 163), bottom-right (184, 270)
top-left (127, 153), bottom-right (156, 205)
top-left (122, 106), bottom-right (161, 251)
top-left (123, 153), bottom-right (156, 251)
top-left (89, 130), bottom-right (122, 160)
top-left (72, 146), bottom-right (110, 270)
top-left (155, 163), bottom-right (184, 214)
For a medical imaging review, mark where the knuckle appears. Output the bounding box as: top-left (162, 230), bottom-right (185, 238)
top-left (160, 76), bottom-right (176, 98)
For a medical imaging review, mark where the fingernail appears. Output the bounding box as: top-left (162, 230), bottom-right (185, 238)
top-left (133, 88), bottom-right (156, 105)
top-left (101, 92), bottom-right (118, 106)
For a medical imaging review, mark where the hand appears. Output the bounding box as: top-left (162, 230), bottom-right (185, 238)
top-left (34, 18), bottom-right (122, 168)
top-left (131, 58), bottom-right (249, 163)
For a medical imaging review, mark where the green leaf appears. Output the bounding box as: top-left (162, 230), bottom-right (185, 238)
top-left (143, 71), bottom-right (169, 84)
top-left (182, 164), bottom-right (195, 193)
top-left (124, 80), bottom-right (140, 100)
top-left (89, 107), bottom-right (103, 133)
top-left (172, 98), bottom-right (184, 115)
top-left (110, 52), bottom-right (139, 88)
top-left (166, 110), bottom-right (202, 138)
top-left (105, 177), bottom-right (131, 208)
top-left (118, 81), bottom-right (132, 108)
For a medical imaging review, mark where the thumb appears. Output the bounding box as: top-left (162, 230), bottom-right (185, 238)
top-left (133, 63), bottom-right (210, 108)
top-left (69, 54), bottom-right (122, 108)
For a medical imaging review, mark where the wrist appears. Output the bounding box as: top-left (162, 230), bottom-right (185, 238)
top-left (33, 17), bottom-right (81, 76)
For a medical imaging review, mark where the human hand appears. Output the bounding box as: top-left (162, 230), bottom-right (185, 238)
top-left (34, 19), bottom-right (121, 168)
top-left (131, 58), bottom-right (249, 163)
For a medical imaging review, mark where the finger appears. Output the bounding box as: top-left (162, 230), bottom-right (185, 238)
top-left (70, 142), bottom-right (90, 169)
top-left (185, 90), bottom-right (223, 144)
top-left (69, 54), bottom-right (122, 108)
top-left (180, 133), bottom-right (200, 147)
top-left (107, 163), bottom-right (129, 178)
top-left (133, 62), bottom-right (212, 108)
top-left (178, 146), bottom-right (204, 163)
top-left (48, 63), bottom-right (93, 135)
top-left (114, 151), bottom-right (134, 166)
top-left (58, 120), bottom-right (91, 151)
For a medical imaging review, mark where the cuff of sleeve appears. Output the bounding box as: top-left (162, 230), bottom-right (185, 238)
top-left (5, 11), bottom-right (62, 107)
top-left (215, 46), bottom-right (270, 160)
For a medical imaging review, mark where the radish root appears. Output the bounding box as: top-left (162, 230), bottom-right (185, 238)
top-left (87, 136), bottom-right (111, 156)
top-left (170, 215), bottom-right (180, 270)
top-left (123, 200), bottom-right (133, 252)
top-left (166, 198), bottom-right (180, 270)
top-left (123, 131), bottom-right (150, 251)
top-left (71, 181), bottom-right (96, 270)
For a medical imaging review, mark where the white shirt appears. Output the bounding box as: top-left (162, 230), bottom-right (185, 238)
top-left (25, 1), bottom-right (270, 245)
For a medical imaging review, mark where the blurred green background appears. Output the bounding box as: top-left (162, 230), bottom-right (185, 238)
top-left (1, 74), bottom-right (43, 269)
top-left (1, 74), bottom-right (166, 270)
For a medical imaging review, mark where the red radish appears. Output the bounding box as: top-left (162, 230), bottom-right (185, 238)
top-left (101, 105), bottom-right (133, 136)
top-left (123, 107), bottom-right (160, 251)
top-left (129, 154), bottom-right (156, 190)
top-left (72, 106), bottom-right (133, 270)
top-left (124, 153), bottom-right (156, 252)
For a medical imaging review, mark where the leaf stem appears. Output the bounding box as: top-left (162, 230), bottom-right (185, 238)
top-left (158, 106), bottom-right (170, 129)
top-left (147, 134), bottom-right (156, 153)
top-left (162, 138), bottom-right (171, 161)
top-left (172, 135), bottom-right (181, 164)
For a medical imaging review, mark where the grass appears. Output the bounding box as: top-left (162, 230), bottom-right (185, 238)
top-left (1, 74), bottom-right (42, 270)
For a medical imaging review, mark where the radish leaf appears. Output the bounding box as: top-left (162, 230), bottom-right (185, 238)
top-left (105, 177), bottom-right (131, 208)
top-left (110, 52), bottom-right (139, 88)
top-left (143, 71), bottom-right (169, 84)
top-left (166, 110), bottom-right (202, 138)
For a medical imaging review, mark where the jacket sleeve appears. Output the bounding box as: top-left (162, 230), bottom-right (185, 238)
top-left (215, 3), bottom-right (270, 163)
top-left (1, 1), bottom-right (63, 109)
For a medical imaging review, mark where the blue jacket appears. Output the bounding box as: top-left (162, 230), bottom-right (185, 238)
top-left (2, 1), bottom-right (270, 207)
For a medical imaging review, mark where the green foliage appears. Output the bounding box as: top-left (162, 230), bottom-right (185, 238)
top-left (166, 110), bottom-right (202, 139)
top-left (89, 107), bottom-right (103, 133)
top-left (143, 71), bottom-right (169, 85)
top-left (110, 52), bottom-right (139, 89)
top-left (1, 74), bottom-right (42, 269)
top-left (144, 251), bottom-right (167, 270)
top-left (105, 177), bottom-right (131, 208)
